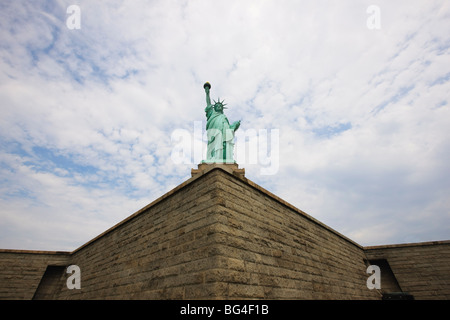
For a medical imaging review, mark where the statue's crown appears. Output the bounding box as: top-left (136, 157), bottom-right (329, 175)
top-left (213, 98), bottom-right (227, 109)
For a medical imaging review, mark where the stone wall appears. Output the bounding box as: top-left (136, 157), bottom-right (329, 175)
top-left (56, 168), bottom-right (227, 299)
top-left (0, 165), bottom-right (448, 300)
top-left (58, 167), bottom-right (380, 299)
top-left (209, 168), bottom-right (380, 299)
top-left (0, 250), bottom-right (69, 299)
top-left (365, 241), bottom-right (450, 299)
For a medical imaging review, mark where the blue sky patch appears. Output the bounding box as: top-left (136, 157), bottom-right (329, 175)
top-left (313, 122), bottom-right (352, 139)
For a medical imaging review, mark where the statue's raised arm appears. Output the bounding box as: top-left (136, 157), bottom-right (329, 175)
top-left (204, 82), bottom-right (212, 108)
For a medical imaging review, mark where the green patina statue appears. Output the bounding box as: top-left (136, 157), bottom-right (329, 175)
top-left (202, 82), bottom-right (241, 163)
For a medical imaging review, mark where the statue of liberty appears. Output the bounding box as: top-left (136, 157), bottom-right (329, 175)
top-left (202, 82), bottom-right (241, 163)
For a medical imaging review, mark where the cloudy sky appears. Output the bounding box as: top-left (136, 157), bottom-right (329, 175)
top-left (1, 0), bottom-right (449, 251)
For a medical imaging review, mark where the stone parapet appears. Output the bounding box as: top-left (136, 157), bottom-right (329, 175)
top-left (191, 163), bottom-right (246, 180)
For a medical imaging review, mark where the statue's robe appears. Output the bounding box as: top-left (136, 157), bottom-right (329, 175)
top-left (204, 106), bottom-right (235, 163)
